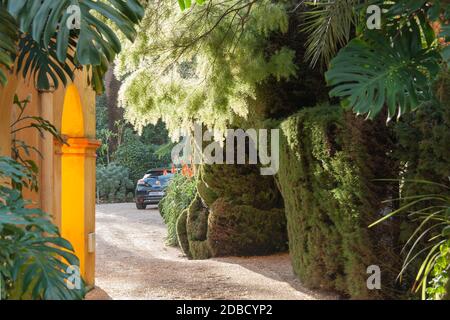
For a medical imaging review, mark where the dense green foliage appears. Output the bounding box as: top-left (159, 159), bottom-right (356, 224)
top-left (159, 174), bottom-right (197, 246)
top-left (113, 128), bottom-right (171, 183)
top-left (176, 162), bottom-right (287, 259)
top-left (96, 94), bottom-right (172, 189)
top-left (395, 76), bottom-right (450, 187)
top-left (116, 0), bottom-right (326, 135)
top-left (114, 0), bottom-right (450, 300)
top-left (371, 180), bottom-right (450, 300)
top-left (376, 77), bottom-right (450, 299)
top-left (208, 198), bottom-right (287, 257)
top-left (324, 1), bottom-right (449, 119)
top-left (96, 163), bottom-right (134, 203)
top-left (0, 156), bottom-right (84, 300)
top-left (278, 104), bottom-right (402, 299)
top-left (185, 194), bottom-right (212, 259)
top-left (0, 0), bottom-right (144, 93)
top-left (198, 163), bottom-right (282, 209)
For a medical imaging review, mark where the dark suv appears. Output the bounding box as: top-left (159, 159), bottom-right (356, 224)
top-left (135, 169), bottom-right (173, 209)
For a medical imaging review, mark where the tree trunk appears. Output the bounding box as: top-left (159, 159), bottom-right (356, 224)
top-left (104, 64), bottom-right (123, 153)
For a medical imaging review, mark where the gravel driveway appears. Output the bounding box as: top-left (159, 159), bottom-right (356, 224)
top-left (87, 203), bottom-right (336, 300)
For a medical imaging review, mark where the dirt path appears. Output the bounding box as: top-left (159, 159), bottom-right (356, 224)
top-left (87, 203), bottom-right (336, 300)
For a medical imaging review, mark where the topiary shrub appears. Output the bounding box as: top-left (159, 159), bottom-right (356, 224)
top-left (159, 174), bottom-right (197, 246)
top-left (186, 194), bottom-right (209, 242)
top-left (278, 104), bottom-right (402, 299)
top-left (390, 85), bottom-right (450, 298)
top-left (196, 178), bottom-right (218, 208)
top-left (199, 162), bottom-right (281, 209)
top-left (176, 209), bottom-right (191, 258)
top-left (174, 194), bottom-right (212, 260)
top-left (96, 163), bottom-right (134, 203)
top-left (207, 198), bottom-right (287, 257)
top-left (184, 194), bottom-right (212, 259)
top-left (183, 161), bottom-right (287, 258)
top-left (188, 240), bottom-right (211, 260)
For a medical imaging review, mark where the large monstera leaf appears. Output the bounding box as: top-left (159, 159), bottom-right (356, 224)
top-left (0, 186), bottom-right (85, 300)
top-left (0, 6), bottom-right (18, 85)
top-left (16, 34), bottom-right (78, 91)
top-left (4, 0), bottom-right (144, 93)
top-left (325, 27), bottom-right (441, 121)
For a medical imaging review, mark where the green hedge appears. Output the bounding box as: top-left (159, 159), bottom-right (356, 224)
top-left (208, 198), bottom-right (287, 257)
top-left (393, 87), bottom-right (450, 296)
top-left (176, 209), bottom-right (191, 258)
top-left (201, 162), bottom-right (287, 257)
top-left (114, 128), bottom-right (171, 183)
top-left (96, 163), bottom-right (134, 202)
top-left (395, 97), bottom-right (450, 191)
top-left (177, 193), bottom-right (212, 259)
top-left (159, 174), bottom-right (197, 246)
top-left (176, 161), bottom-right (288, 259)
top-left (199, 163), bottom-right (281, 209)
top-left (278, 105), bottom-right (402, 299)
top-left (186, 194), bottom-right (209, 242)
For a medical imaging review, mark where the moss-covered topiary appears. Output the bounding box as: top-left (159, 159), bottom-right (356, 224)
top-left (199, 163), bottom-right (282, 210)
top-left (278, 104), bottom-right (402, 299)
top-left (196, 178), bottom-right (219, 208)
top-left (188, 240), bottom-right (212, 260)
top-left (207, 198), bottom-right (288, 257)
top-left (183, 193), bottom-right (212, 259)
top-left (186, 194), bottom-right (209, 241)
top-left (183, 160), bottom-right (288, 259)
top-left (176, 209), bottom-right (191, 258)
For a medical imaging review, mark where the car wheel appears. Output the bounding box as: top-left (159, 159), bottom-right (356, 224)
top-left (136, 203), bottom-right (146, 210)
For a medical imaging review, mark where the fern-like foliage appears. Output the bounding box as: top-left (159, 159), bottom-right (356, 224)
top-left (117, 0), bottom-right (298, 137)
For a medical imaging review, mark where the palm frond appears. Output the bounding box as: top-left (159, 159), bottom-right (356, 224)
top-left (301, 0), bottom-right (357, 68)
